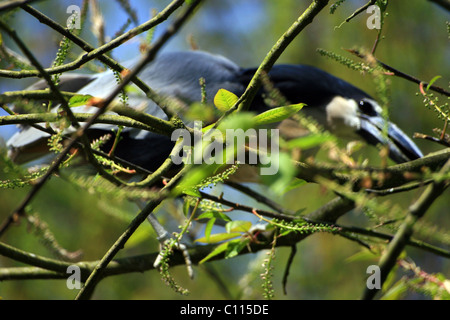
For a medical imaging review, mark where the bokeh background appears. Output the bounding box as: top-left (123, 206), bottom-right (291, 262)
top-left (0, 0), bottom-right (449, 299)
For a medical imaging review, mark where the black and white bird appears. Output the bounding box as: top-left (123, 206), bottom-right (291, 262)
top-left (5, 50), bottom-right (424, 270)
top-left (7, 50), bottom-right (423, 169)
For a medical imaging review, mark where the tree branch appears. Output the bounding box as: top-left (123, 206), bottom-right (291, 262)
top-left (2, 199), bottom-right (448, 282)
top-left (0, 89), bottom-right (78, 103)
top-left (348, 49), bottom-right (450, 97)
top-left (0, 0), bottom-right (42, 12)
top-left (219, 0), bottom-right (329, 119)
top-left (0, 0), bottom-right (184, 82)
top-left (362, 157), bottom-right (450, 300)
top-left (293, 148), bottom-right (450, 190)
top-left (74, 163), bottom-right (190, 300)
top-left (19, 0), bottom-right (203, 119)
top-left (0, 0), bottom-right (188, 239)
top-left (0, 112), bottom-right (159, 133)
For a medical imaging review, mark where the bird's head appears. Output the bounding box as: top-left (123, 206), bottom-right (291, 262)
top-left (243, 64), bottom-right (423, 163)
top-left (321, 95), bottom-right (423, 163)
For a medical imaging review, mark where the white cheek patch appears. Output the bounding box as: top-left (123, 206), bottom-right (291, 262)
top-left (325, 96), bottom-right (361, 138)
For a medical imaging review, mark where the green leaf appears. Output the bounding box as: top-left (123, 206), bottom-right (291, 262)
top-left (225, 220), bottom-right (252, 233)
top-left (214, 89), bottom-right (239, 112)
top-left (196, 211), bottom-right (232, 222)
top-left (199, 241), bottom-right (228, 263)
top-left (124, 84), bottom-right (143, 95)
top-left (426, 75), bottom-right (442, 91)
top-left (195, 232), bottom-right (241, 244)
top-left (283, 178), bottom-right (307, 193)
top-left (126, 222), bottom-right (154, 247)
top-left (204, 218), bottom-right (216, 242)
top-left (345, 249), bottom-right (379, 263)
top-left (68, 94), bottom-right (93, 107)
top-left (182, 200), bottom-right (191, 217)
top-left (201, 123), bottom-right (216, 133)
top-left (184, 102), bottom-right (216, 123)
top-left (253, 103), bottom-right (304, 126)
top-left (261, 151), bottom-right (297, 196)
top-left (172, 163), bottom-right (223, 197)
top-left (286, 133), bottom-right (334, 150)
top-left (199, 238), bottom-right (248, 263)
top-left (217, 112), bottom-right (256, 131)
top-left (180, 187), bottom-right (201, 197)
top-left (224, 238), bottom-right (249, 259)
top-left (380, 279), bottom-right (408, 300)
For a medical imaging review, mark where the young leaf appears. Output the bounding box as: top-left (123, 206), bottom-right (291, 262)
top-left (217, 112), bottom-right (256, 131)
top-left (204, 218), bottom-right (216, 242)
top-left (195, 232), bottom-right (241, 244)
top-left (68, 94), bottom-right (93, 107)
top-left (183, 200), bottom-right (191, 217)
top-left (345, 249), bottom-right (379, 263)
top-left (253, 103), bottom-right (304, 126)
top-left (380, 280), bottom-right (408, 300)
top-left (172, 164), bottom-right (221, 197)
top-left (214, 89), bottom-right (239, 112)
top-left (224, 238), bottom-right (249, 259)
top-left (426, 75), bottom-right (442, 91)
top-left (283, 178), bottom-right (307, 193)
top-left (199, 238), bottom-right (248, 263)
top-left (225, 220), bottom-right (252, 233)
top-left (286, 133), bottom-right (334, 150)
top-left (181, 187), bottom-right (201, 197)
top-left (199, 241), bottom-right (228, 263)
top-left (261, 151), bottom-right (297, 195)
top-left (196, 211), bottom-right (232, 222)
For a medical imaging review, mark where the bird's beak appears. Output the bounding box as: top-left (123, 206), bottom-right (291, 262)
top-left (357, 114), bottom-right (423, 163)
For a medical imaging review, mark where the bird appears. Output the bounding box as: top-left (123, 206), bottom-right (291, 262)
top-left (5, 50), bottom-right (423, 270)
top-left (7, 50), bottom-right (423, 170)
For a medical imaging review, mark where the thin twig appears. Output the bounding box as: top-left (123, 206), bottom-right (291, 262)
top-left (414, 132), bottom-right (450, 148)
top-left (365, 180), bottom-right (434, 196)
top-left (2, 210), bottom-right (449, 283)
top-left (198, 190), bottom-right (297, 222)
top-left (225, 180), bottom-right (288, 214)
top-left (0, 112), bottom-right (159, 133)
top-left (19, 0), bottom-right (198, 119)
top-left (0, 0), bottom-right (42, 12)
top-left (1, 0), bottom-right (183, 85)
top-left (0, 21), bottom-right (81, 129)
top-left (339, 225), bottom-right (450, 259)
top-left (0, 0), bottom-right (187, 238)
top-left (292, 148), bottom-right (450, 191)
top-left (216, 0), bottom-right (329, 121)
top-left (75, 163), bottom-right (190, 300)
top-left (362, 158), bottom-right (450, 300)
top-left (0, 18), bottom-right (118, 193)
top-left (0, 240), bottom-right (76, 273)
top-left (0, 89), bottom-right (78, 103)
top-left (341, 0), bottom-right (377, 25)
top-left (348, 49), bottom-right (450, 97)
top-left (282, 245), bottom-right (297, 295)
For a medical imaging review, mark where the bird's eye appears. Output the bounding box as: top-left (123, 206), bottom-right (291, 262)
top-left (358, 99), bottom-right (378, 116)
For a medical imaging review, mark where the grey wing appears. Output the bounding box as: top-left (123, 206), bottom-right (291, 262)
top-left (7, 51), bottom-right (246, 170)
top-left (7, 73), bottom-right (97, 163)
top-left (92, 51), bottom-right (246, 170)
